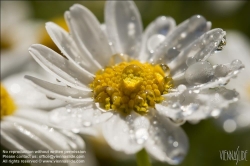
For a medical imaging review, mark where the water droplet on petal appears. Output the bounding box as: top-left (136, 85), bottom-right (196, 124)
top-left (46, 95), bottom-right (55, 100)
top-left (185, 61), bottom-right (214, 85)
top-left (214, 64), bottom-right (229, 77)
top-left (177, 84), bottom-right (187, 92)
top-left (72, 128), bottom-right (80, 133)
top-left (186, 56), bottom-right (197, 66)
top-left (82, 121), bottom-right (91, 127)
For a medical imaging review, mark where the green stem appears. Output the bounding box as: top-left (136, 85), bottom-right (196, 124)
top-left (136, 148), bottom-right (151, 166)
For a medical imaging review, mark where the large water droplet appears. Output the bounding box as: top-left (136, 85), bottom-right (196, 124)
top-left (186, 56), bottom-right (197, 66)
top-left (230, 59), bottom-right (244, 70)
top-left (177, 84), bottom-right (187, 92)
top-left (185, 61), bottom-right (214, 85)
top-left (214, 64), bottom-right (229, 77)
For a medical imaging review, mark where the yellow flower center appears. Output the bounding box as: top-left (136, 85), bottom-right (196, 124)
top-left (1, 84), bottom-right (16, 119)
top-left (90, 60), bottom-right (173, 115)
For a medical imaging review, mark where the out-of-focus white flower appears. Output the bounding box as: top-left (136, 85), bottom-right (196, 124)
top-left (209, 31), bottom-right (250, 133)
top-left (0, 1), bottom-right (41, 79)
top-left (25, 1), bottom-right (244, 164)
top-left (1, 84), bottom-right (87, 166)
top-left (205, 1), bottom-right (246, 16)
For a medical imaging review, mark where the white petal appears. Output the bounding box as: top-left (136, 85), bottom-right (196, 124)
top-left (102, 113), bottom-right (143, 154)
top-left (170, 28), bottom-right (226, 75)
top-left (105, 0), bottom-right (143, 57)
top-left (1, 129), bottom-right (26, 151)
top-left (66, 4), bottom-right (112, 67)
top-left (25, 75), bottom-right (92, 103)
top-left (49, 103), bottom-right (113, 133)
top-left (3, 73), bottom-right (65, 110)
top-left (145, 115), bottom-right (189, 165)
top-left (146, 34), bottom-right (166, 55)
top-left (173, 59), bottom-right (244, 88)
top-left (151, 15), bottom-right (210, 63)
top-left (64, 12), bottom-right (101, 73)
top-left (2, 115), bottom-right (85, 161)
top-left (2, 116), bottom-right (68, 150)
top-left (156, 87), bottom-right (239, 121)
top-left (1, 50), bottom-right (31, 79)
top-left (29, 44), bottom-right (93, 91)
top-left (45, 22), bottom-right (96, 76)
top-left (209, 31), bottom-right (250, 101)
top-left (139, 16), bottom-right (176, 61)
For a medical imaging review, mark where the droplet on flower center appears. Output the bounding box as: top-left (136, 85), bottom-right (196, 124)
top-left (1, 84), bottom-right (16, 119)
top-left (90, 60), bottom-right (173, 115)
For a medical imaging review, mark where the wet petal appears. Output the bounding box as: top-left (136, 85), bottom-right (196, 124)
top-left (25, 75), bottom-right (92, 103)
top-left (145, 114), bottom-right (189, 165)
top-left (2, 116), bottom-right (70, 150)
top-left (173, 59), bottom-right (244, 87)
top-left (64, 11), bottom-right (102, 74)
top-left (139, 16), bottom-right (176, 62)
top-left (102, 113), bottom-right (143, 154)
top-left (169, 29), bottom-right (226, 75)
top-left (156, 87), bottom-right (239, 121)
top-left (105, 0), bottom-right (143, 57)
top-left (3, 73), bottom-right (65, 110)
top-left (66, 4), bottom-right (112, 68)
top-left (151, 15), bottom-right (210, 63)
top-left (45, 22), bottom-right (96, 75)
top-left (29, 44), bottom-right (93, 91)
top-left (49, 103), bottom-right (113, 134)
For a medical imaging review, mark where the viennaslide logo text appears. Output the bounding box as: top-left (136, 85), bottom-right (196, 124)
top-left (220, 146), bottom-right (248, 165)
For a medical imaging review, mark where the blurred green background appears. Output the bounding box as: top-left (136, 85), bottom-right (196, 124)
top-left (2, 1), bottom-right (250, 166)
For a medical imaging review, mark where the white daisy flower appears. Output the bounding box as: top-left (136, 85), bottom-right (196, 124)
top-left (0, 84), bottom-right (88, 166)
top-left (25, 1), bottom-right (244, 164)
top-left (209, 31), bottom-right (250, 133)
top-left (1, 1), bottom-right (41, 79)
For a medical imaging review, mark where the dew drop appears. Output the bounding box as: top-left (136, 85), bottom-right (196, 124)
top-left (160, 64), bottom-right (170, 75)
top-left (46, 95), bottom-right (55, 100)
top-left (186, 56), bottom-right (197, 66)
top-left (230, 59), bottom-right (244, 70)
top-left (82, 121), bottom-right (91, 127)
top-left (72, 128), bottom-right (80, 133)
top-left (214, 65), bottom-right (229, 77)
top-left (177, 84), bottom-right (187, 92)
top-left (185, 61), bottom-right (214, 85)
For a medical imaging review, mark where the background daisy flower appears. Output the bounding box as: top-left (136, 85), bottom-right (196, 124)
top-left (209, 31), bottom-right (250, 133)
top-left (0, 83), bottom-right (93, 166)
top-left (25, 0), bottom-right (244, 165)
top-left (0, 1), bottom-right (41, 79)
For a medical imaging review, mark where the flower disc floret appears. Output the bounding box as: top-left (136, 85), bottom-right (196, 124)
top-left (0, 84), bottom-right (16, 119)
top-left (90, 60), bottom-right (173, 114)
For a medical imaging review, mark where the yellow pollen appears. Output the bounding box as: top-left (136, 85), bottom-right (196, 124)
top-left (90, 60), bottom-right (173, 115)
top-left (247, 83), bottom-right (250, 101)
top-left (1, 84), bottom-right (16, 119)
